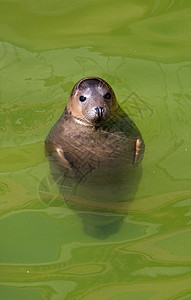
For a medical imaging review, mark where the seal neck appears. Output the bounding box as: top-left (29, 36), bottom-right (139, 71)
top-left (73, 117), bottom-right (95, 127)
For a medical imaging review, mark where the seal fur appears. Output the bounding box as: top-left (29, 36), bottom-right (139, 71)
top-left (45, 77), bottom-right (144, 205)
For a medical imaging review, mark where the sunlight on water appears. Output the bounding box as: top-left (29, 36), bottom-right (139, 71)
top-left (0, 0), bottom-right (191, 299)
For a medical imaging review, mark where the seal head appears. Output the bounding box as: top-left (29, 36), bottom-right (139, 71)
top-left (66, 77), bottom-right (118, 125)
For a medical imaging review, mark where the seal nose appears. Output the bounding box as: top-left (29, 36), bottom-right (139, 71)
top-left (95, 107), bottom-right (103, 120)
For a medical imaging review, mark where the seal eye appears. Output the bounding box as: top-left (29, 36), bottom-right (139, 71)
top-left (79, 95), bottom-right (86, 102)
top-left (104, 92), bottom-right (111, 100)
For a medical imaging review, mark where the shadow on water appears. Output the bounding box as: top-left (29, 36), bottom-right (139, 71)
top-left (39, 146), bottom-right (143, 239)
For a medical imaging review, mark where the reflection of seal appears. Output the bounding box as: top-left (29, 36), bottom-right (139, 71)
top-left (45, 77), bottom-right (145, 238)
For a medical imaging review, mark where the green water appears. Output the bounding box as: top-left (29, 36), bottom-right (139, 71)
top-left (0, 0), bottom-right (191, 299)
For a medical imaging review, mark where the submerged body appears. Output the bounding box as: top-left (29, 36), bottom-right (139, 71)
top-left (45, 77), bottom-right (144, 236)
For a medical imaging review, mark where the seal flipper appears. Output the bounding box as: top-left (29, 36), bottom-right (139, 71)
top-left (133, 137), bottom-right (144, 166)
top-left (45, 140), bottom-right (74, 174)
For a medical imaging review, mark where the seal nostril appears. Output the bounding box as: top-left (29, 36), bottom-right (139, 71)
top-left (95, 107), bottom-right (103, 119)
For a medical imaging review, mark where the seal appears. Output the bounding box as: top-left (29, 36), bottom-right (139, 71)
top-left (45, 77), bottom-right (145, 237)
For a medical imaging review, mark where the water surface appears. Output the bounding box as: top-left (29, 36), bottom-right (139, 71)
top-left (0, 0), bottom-right (191, 299)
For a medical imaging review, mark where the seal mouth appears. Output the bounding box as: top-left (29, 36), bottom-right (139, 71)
top-left (74, 115), bottom-right (108, 127)
top-left (95, 107), bottom-right (104, 121)
top-left (82, 106), bottom-right (109, 125)
top-left (68, 104), bottom-right (119, 127)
